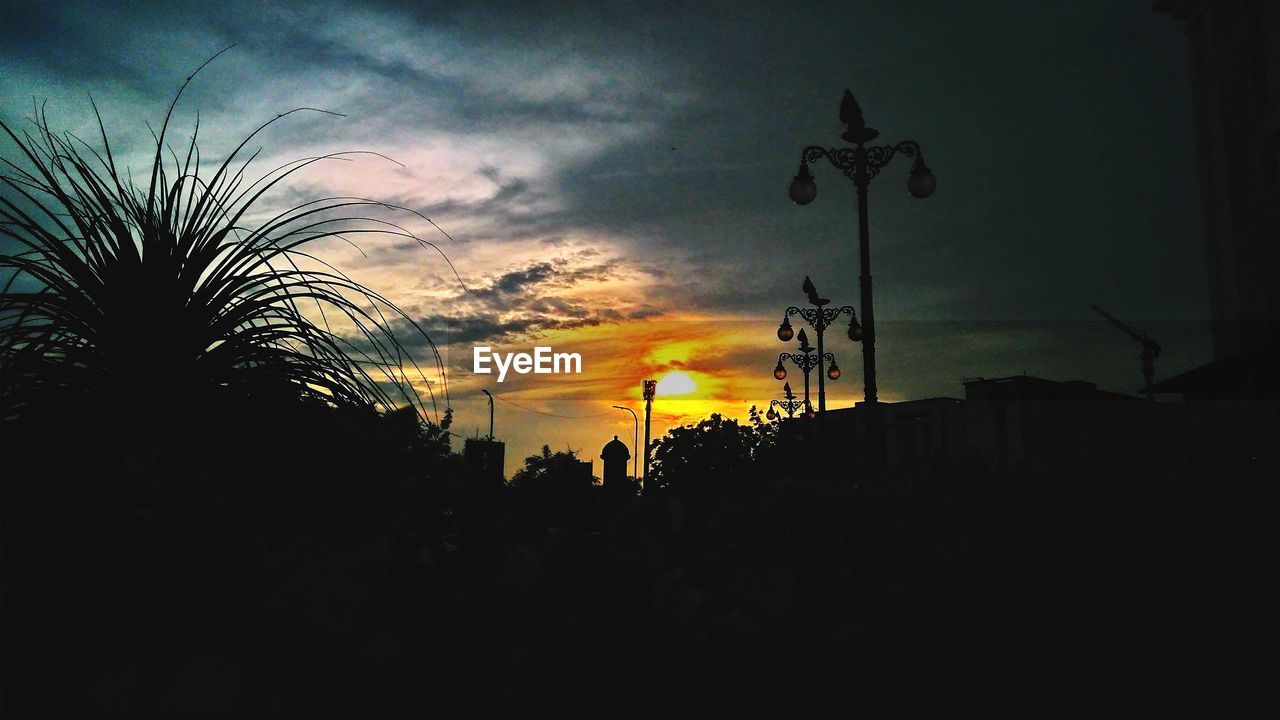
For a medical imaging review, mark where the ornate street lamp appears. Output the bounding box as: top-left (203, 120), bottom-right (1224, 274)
top-left (777, 276), bottom-right (857, 413)
top-left (773, 328), bottom-right (839, 415)
top-left (766, 382), bottom-right (806, 420)
top-left (788, 89), bottom-right (935, 466)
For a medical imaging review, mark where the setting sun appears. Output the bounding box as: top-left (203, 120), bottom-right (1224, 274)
top-left (655, 371), bottom-right (697, 396)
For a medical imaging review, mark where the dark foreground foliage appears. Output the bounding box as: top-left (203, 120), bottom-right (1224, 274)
top-left (0, 61), bottom-right (462, 717)
top-left (3, 403), bottom-right (1277, 718)
top-left (0, 53), bottom-right (453, 429)
top-left (2, 66), bottom-right (1276, 719)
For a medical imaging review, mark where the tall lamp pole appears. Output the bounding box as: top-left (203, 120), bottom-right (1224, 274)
top-left (642, 379), bottom-right (657, 492)
top-left (789, 89), bottom-right (936, 464)
top-left (612, 405), bottom-right (640, 480)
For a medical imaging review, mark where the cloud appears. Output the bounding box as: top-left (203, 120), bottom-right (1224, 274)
top-left (346, 250), bottom-right (663, 364)
top-left (1, 0), bottom-right (1214, 467)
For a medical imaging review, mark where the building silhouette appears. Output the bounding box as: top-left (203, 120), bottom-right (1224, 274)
top-left (464, 438), bottom-right (505, 488)
top-left (1156, 0), bottom-right (1278, 358)
top-left (572, 458), bottom-right (594, 484)
top-left (820, 397), bottom-right (967, 466)
top-left (794, 376), bottom-right (1179, 469)
top-left (961, 376), bottom-right (1180, 467)
top-left (1153, 0), bottom-right (1278, 471)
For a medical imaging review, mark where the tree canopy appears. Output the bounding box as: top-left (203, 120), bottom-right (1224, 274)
top-left (649, 412), bottom-right (778, 499)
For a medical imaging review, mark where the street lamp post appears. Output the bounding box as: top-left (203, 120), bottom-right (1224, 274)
top-left (788, 89), bottom-right (936, 465)
top-left (772, 328), bottom-right (840, 415)
top-left (480, 389), bottom-right (494, 439)
top-left (776, 277), bottom-right (856, 413)
top-left (766, 382), bottom-right (806, 420)
top-left (642, 379), bottom-right (657, 493)
top-left (611, 405), bottom-right (639, 481)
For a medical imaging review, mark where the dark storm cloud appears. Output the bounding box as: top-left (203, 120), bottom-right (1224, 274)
top-left (420, 308), bottom-right (627, 347)
top-left (1, 0), bottom-right (1214, 400)
top-left (526, 297), bottom-right (591, 318)
top-left (0, 2), bottom-right (180, 90)
top-left (466, 257), bottom-right (622, 301)
top-left (394, 0), bottom-right (1206, 327)
top-left (362, 250), bottom-right (655, 360)
top-left (483, 263), bottom-right (558, 297)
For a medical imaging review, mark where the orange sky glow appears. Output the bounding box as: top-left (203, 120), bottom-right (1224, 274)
top-left (432, 312), bottom-right (882, 477)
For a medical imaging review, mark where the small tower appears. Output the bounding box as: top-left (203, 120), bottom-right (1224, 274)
top-left (600, 435), bottom-right (631, 489)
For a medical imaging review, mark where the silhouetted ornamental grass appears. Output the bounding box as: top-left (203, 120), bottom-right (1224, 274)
top-left (0, 56), bottom-right (454, 443)
top-left (0, 60), bottom-right (467, 717)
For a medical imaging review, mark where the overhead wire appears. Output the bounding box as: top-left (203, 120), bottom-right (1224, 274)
top-left (488, 391), bottom-right (617, 419)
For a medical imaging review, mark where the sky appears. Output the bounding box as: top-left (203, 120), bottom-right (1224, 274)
top-left (0, 0), bottom-right (1210, 475)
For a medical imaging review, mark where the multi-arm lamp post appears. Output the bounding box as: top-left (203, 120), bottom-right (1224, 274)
top-left (788, 89), bottom-right (936, 464)
top-left (777, 277), bottom-right (856, 414)
top-left (766, 382), bottom-right (806, 421)
top-left (772, 328), bottom-right (840, 415)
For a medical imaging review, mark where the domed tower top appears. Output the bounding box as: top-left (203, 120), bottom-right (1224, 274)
top-left (602, 435), bottom-right (630, 461)
top-left (601, 435), bottom-right (631, 487)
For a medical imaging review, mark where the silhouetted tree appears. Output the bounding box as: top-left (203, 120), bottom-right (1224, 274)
top-left (648, 412), bottom-right (777, 500)
top-left (506, 446), bottom-right (599, 526)
top-left (511, 445), bottom-right (594, 493)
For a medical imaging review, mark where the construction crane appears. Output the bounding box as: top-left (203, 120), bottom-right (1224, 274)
top-left (1091, 303), bottom-right (1162, 400)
